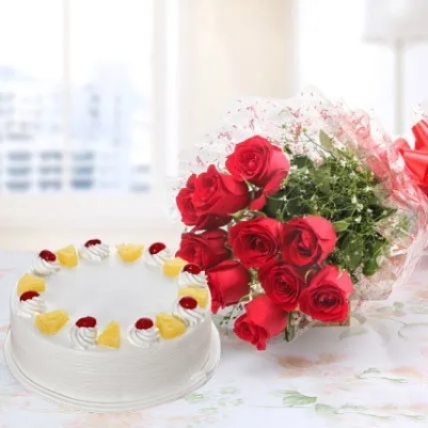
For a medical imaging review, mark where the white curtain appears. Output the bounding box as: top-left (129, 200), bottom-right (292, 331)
top-left (177, 0), bottom-right (298, 148)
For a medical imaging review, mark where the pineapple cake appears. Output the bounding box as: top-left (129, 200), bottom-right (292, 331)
top-left (5, 239), bottom-right (220, 412)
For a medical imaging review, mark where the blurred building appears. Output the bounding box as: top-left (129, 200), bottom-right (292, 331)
top-left (0, 65), bottom-right (150, 193)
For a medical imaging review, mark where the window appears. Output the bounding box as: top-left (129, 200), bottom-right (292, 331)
top-left (297, 0), bottom-right (428, 134)
top-left (0, 0), bottom-right (178, 237)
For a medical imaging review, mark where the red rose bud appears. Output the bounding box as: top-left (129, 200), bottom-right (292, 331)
top-left (191, 165), bottom-right (250, 218)
top-left (206, 259), bottom-right (251, 313)
top-left (226, 135), bottom-right (290, 186)
top-left (229, 217), bottom-right (281, 268)
top-left (39, 250), bottom-right (56, 262)
top-left (299, 265), bottom-right (353, 323)
top-left (225, 135), bottom-right (290, 210)
top-left (233, 294), bottom-right (288, 351)
top-left (281, 216), bottom-right (337, 267)
top-left (176, 229), bottom-right (230, 270)
top-left (259, 261), bottom-right (303, 312)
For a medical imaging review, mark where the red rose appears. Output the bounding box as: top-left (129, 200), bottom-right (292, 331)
top-left (206, 260), bottom-right (251, 313)
top-left (176, 229), bottom-right (230, 270)
top-left (299, 265), bottom-right (353, 323)
top-left (259, 261), bottom-right (303, 311)
top-left (176, 175), bottom-right (198, 226)
top-left (229, 217), bottom-right (281, 268)
top-left (192, 165), bottom-right (250, 217)
top-left (233, 294), bottom-right (288, 350)
top-left (176, 175), bottom-right (231, 230)
top-left (225, 136), bottom-right (290, 210)
top-left (281, 216), bottom-right (337, 267)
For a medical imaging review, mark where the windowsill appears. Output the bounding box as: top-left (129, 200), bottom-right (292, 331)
top-left (0, 193), bottom-right (184, 251)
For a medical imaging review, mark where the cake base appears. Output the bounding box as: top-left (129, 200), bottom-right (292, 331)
top-left (4, 323), bottom-right (221, 412)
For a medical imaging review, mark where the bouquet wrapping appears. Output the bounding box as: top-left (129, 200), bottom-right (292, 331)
top-left (172, 90), bottom-right (428, 349)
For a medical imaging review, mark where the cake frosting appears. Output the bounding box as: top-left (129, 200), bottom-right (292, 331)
top-left (79, 239), bottom-right (110, 261)
top-left (18, 291), bottom-right (46, 318)
top-left (174, 297), bottom-right (206, 327)
top-left (31, 250), bottom-right (60, 276)
top-left (127, 318), bottom-right (160, 348)
top-left (6, 239), bottom-right (220, 411)
top-left (144, 242), bottom-right (173, 269)
top-left (177, 264), bottom-right (207, 288)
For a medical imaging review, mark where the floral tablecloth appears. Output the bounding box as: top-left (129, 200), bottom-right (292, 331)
top-left (1, 251), bottom-right (428, 428)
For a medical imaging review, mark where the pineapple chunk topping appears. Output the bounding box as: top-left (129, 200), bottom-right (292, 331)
top-left (56, 245), bottom-right (78, 267)
top-left (117, 244), bottom-right (144, 263)
top-left (35, 310), bottom-right (69, 335)
top-left (96, 321), bottom-right (121, 349)
top-left (163, 258), bottom-right (187, 278)
top-left (17, 274), bottom-right (46, 296)
top-left (155, 313), bottom-right (186, 339)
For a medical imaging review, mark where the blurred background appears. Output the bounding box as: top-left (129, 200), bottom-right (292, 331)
top-left (0, 0), bottom-right (427, 250)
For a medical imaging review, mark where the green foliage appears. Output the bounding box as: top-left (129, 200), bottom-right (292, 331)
top-left (263, 131), bottom-right (396, 280)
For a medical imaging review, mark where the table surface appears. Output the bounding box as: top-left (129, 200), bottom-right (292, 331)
top-left (1, 252), bottom-right (428, 428)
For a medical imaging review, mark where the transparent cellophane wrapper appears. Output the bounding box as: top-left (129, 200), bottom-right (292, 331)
top-left (172, 90), bottom-right (428, 341)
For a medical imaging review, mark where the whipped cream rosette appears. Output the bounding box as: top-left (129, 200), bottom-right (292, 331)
top-left (174, 297), bottom-right (206, 327)
top-left (178, 264), bottom-right (207, 288)
top-left (18, 291), bottom-right (46, 318)
top-left (144, 242), bottom-right (173, 269)
top-left (79, 239), bottom-right (110, 262)
top-left (70, 316), bottom-right (97, 350)
top-left (127, 318), bottom-right (159, 348)
top-left (32, 250), bottom-right (60, 276)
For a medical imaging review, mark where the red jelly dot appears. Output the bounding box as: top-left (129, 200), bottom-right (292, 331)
top-left (85, 239), bottom-right (102, 248)
top-left (20, 290), bottom-right (40, 301)
top-left (149, 242), bottom-right (166, 255)
top-left (135, 318), bottom-right (154, 330)
top-left (76, 316), bottom-right (97, 328)
top-left (39, 250), bottom-right (56, 262)
top-left (179, 296), bottom-right (198, 310)
top-left (183, 264), bottom-right (202, 275)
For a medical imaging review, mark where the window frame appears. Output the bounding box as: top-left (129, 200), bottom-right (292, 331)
top-left (0, 0), bottom-right (178, 240)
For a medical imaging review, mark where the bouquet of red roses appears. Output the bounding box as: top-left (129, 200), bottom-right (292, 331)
top-left (173, 91), bottom-right (428, 350)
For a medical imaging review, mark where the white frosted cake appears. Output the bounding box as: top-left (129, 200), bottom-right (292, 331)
top-left (4, 239), bottom-right (220, 411)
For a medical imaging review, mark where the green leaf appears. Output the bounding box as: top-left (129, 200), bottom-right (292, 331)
top-left (345, 235), bottom-right (364, 269)
top-left (333, 220), bottom-right (349, 232)
top-left (362, 258), bottom-right (379, 276)
top-left (351, 312), bottom-right (367, 324)
top-left (185, 392), bottom-right (208, 403)
top-left (280, 391), bottom-right (317, 407)
top-left (339, 325), bottom-right (368, 339)
top-left (265, 196), bottom-right (284, 218)
top-left (315, 403), bottom-right (337, 415)
top-left (291, 154), bottom-right (315, 169)
top-left (393, 301), bottom-right (405, 310)
top-left (319, 130), bottom-right (335, 151)
top-left (317, 173), bottom-right (331, 194)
